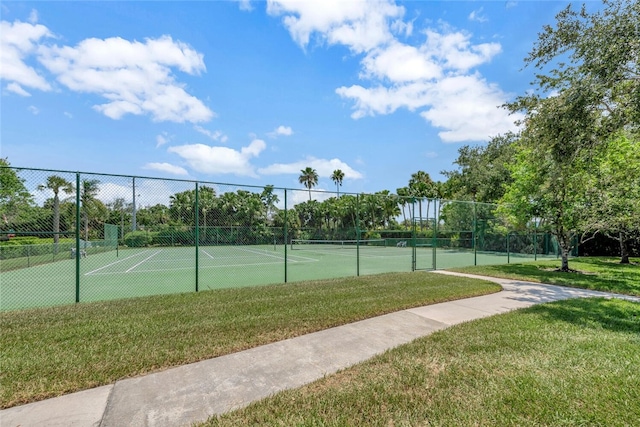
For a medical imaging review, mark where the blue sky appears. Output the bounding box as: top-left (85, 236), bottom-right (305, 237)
top-left (1, 1), bottom-right (601, 202)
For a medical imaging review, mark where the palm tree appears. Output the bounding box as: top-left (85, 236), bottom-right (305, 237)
top-left (38, 175), bottom-right (74, 248)
top-left (261, 185), bottom-right (279, 223)
top-left (198, 186), bottom-right (216, 243)
top-left (170, 190), bottom-right (195, 226)
top-left (298, 167), bottom-right (319, 201)
top-left (80, 179), bottom-right (101, 243)
top-left (331, 169), bottom-right (345, 197)
top-left (408, 171), bottom-right (435, 229)
top-left (396, 186), bottom-right (410, 228)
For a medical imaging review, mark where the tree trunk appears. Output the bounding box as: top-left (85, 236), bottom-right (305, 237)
top-left (560, 248), bottom-right (570, 271)
top-left (53, 196), bottom-right (60, 251)
top-left (84, 214), bottom-right (89, 245)
top-left (620, 231), bottom-right (630, 264)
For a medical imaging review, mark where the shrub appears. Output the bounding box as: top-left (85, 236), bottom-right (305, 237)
top-left (124, 231), bottom-right (152, 247)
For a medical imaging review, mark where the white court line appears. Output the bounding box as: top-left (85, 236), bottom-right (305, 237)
top-left (236, 247), bottom-right (286, 261)
top-left (202, 247), bottom-right (318, 263)
top-left (201, 249), bottom-right (216, 259)
top-left (85, 250), bottom-right (151, 276)
top-left (87, 258), bottom-right (318, 275)
top-left (126, 250), bottom-right (163, 273)
top-left (286, 253), bottom-right (319, 262)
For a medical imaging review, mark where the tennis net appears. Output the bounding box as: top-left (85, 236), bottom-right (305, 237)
top-left (290, 239), bottom-right (387, 250)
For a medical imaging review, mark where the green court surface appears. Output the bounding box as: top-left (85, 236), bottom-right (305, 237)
top-left (0, 244), bottom-right (547, 311)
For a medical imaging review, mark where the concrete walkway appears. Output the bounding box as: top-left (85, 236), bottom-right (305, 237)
top-left (3, 272), bottom-right (639, 427)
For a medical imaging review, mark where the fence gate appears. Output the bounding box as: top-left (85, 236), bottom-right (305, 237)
top-left (412, 217), bottom-right (436, 270)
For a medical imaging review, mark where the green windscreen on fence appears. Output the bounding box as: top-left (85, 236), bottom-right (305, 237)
top-left (104, 223), bottom-right (119, 248)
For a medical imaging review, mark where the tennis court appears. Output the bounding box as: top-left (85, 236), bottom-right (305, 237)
top-left (0, 241), bottom-right (549, 311)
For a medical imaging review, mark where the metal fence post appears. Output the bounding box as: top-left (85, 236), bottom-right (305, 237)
top-left (75, 172), bottom-right (81, 303)
top-left (432, 198), bottom-right (437, 270)
top-left (356, 194), bottom-right (360, 276)
top-left (195, 182), bottom-right (199, 292)
top-left (284, 189), bottom-right (288, 283)
top-left (473, 201), bottom-right (477, 266)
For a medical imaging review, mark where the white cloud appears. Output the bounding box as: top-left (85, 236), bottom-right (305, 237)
top-left (236, 0), bottom-right (253, 11)
top-left (469, 8), bottom-right (488, 23)
top-left (194, 125), bottom-right (228, 142)
top-left (0, 20), bottom-right (53, 92)
top-left (156, 132), bottom-right (170, 147)
top-left (28, 9), bottom-right (39, 24)
top-left (290, 187), bottom-right (333, 204)
top-left (168, 139), bottom-right (266, 177)
top-left (419, 74), bottom-right (522, 142)
top-left (271, 0), bottom-right (514, 143)
top-left (97, 180), bottom-right (177, 207)
top-left (258, 157), bottom-right (363, 179)
top-left (28, 105), bottom-right (39, 115)
top-left (64, 111), bottom-right (72, 118)
top-left (143, 162), bottom-right (189, 176)
top-left (422, 29), bottom-right (501, 72)
top-left (336, 81), bottom-right (432, 118)
top-left (6, 82), bottom-right (31, 96)
top-left (267, 0), bottom-right (405, 53)
top-left (268, 125), bottom-right (293, 138)
top-left (361, 42), bottom-right (441, 83)
top-left (37, 35), bottom-right (214, 123)
top-left (337, 74), bottom-right (521, 142)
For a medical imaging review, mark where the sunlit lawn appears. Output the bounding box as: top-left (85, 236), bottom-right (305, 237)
top-left (204, 297), bottom-right (640, 426)
top-left (449, 257), bottom-right (640, 296)
top-left (0, 272), bottom-right (499, 408)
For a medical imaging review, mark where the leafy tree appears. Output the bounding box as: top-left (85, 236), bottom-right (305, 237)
top-left (442, 133), bottom-right (517, 202)
top-left (331, 169), bottom-right (345, 197)
top-left (522, 0), bottom-right (639, 135)
top-left (260, 185), bottom-right (279, 224)
top-left (106, 198), bottom-right (133, 238)
top-left (500, 92), bottom-right (601, 271)
top-left (378, 190), bottom-right (401, 228)
top-left (0, 158), bottom-right (35, 227)
top-left (198, 186), bottom-right (217, 236)
top-left (408, 171), bottom-right (435, 229)
top-left (298, 167), bottom-right (319, 201)
top-left (395, 186), bottom-right (412, 227)
top-left (295, 200), bottom-right (322, 229)
top-left (79, 179), bottom-right (104, 242)
top-left (38, 175), bottom-right (74, 246)
top-left (587, 134), bottom-right (640, 263)
top-left (170, 190), bottom-right (195, 225)
top-left (501, 0), bottom-right (640, 270)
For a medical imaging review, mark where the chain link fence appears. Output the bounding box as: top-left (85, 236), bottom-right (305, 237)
top-left (1, 166), bottom-right (559, 311)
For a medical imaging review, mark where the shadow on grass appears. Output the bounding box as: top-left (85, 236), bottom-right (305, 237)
top-left (468, 258), bottom-right (640, 296)
top-left (530, 297), bottom-right (640, 335)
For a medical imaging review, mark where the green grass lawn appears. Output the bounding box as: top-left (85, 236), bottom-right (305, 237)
top-left (0, 272), bottom-right (499, 409)
top-left (448, 257), bottom-right (640, 296)
top-left (203, 297), bottom-right (640, 426)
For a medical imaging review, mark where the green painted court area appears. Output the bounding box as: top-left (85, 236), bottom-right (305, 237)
top-left (0, 244), bottom-right (547, 311)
